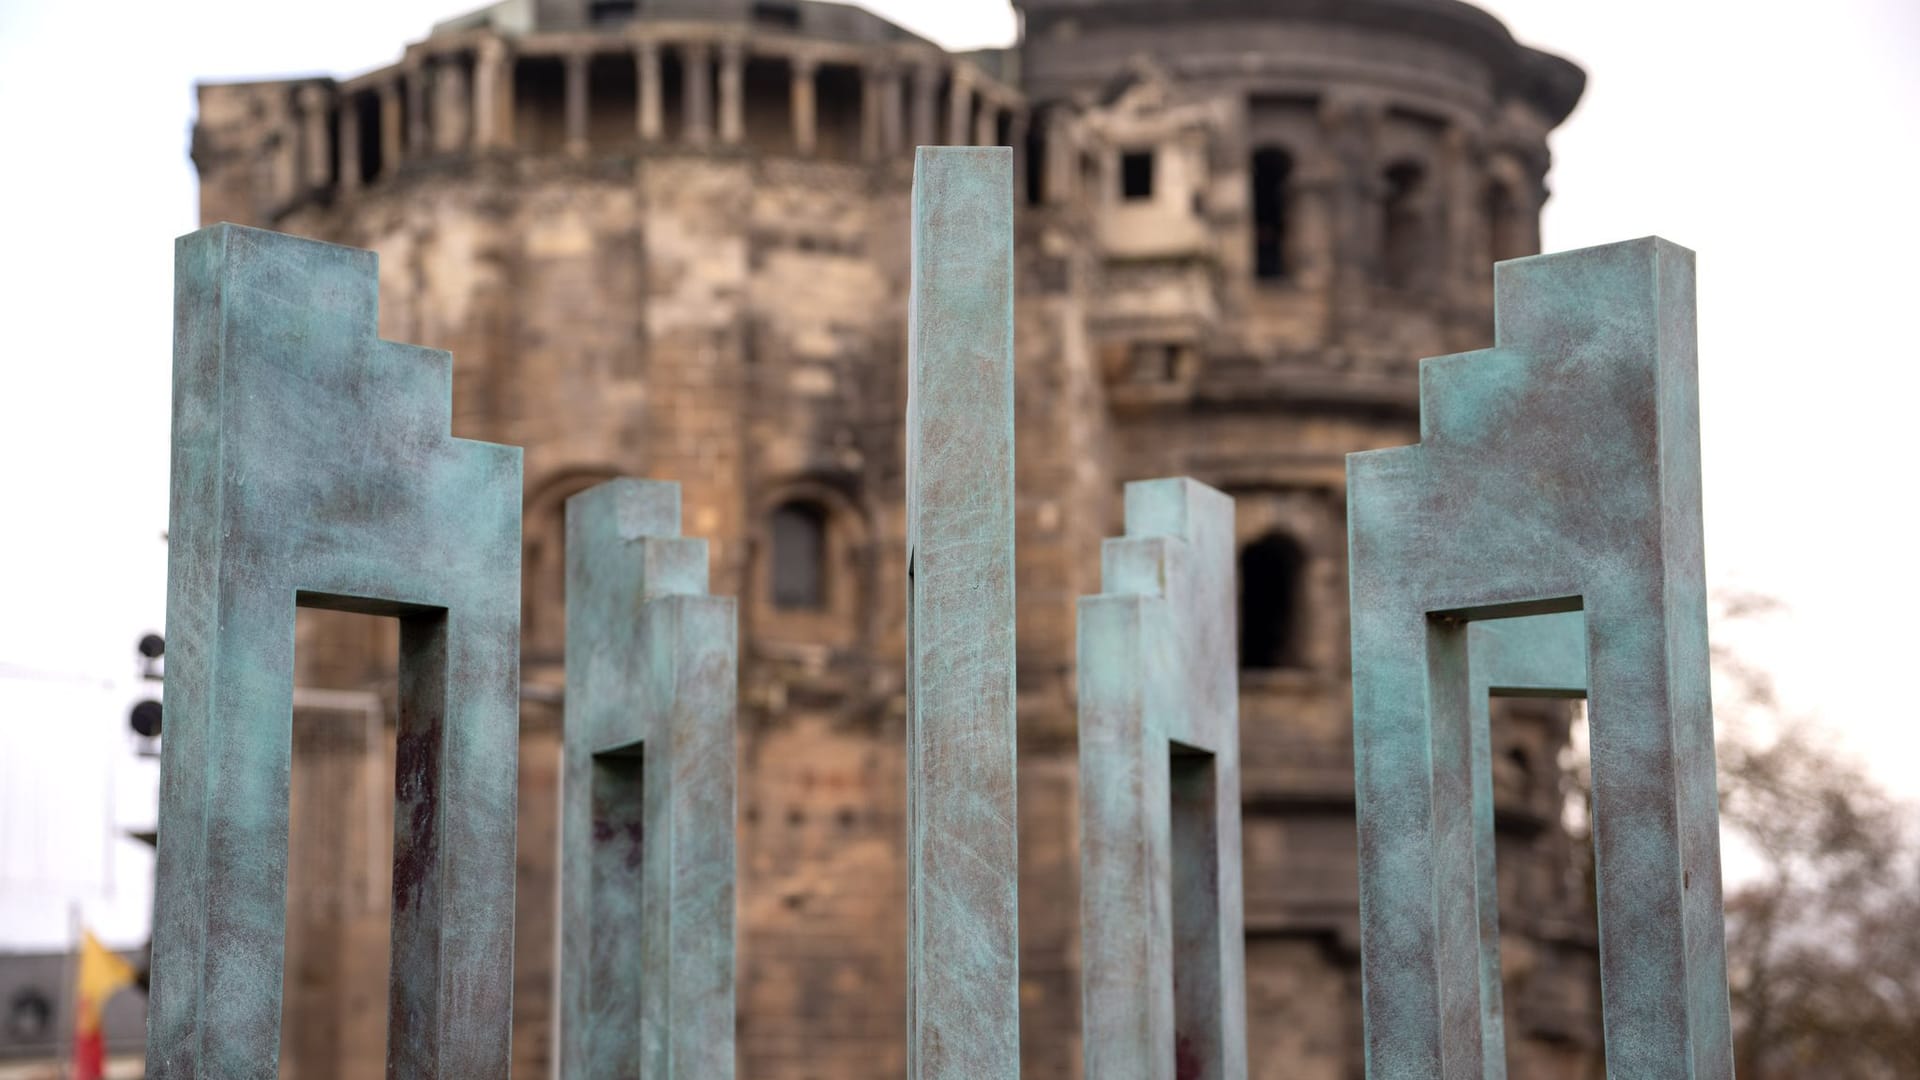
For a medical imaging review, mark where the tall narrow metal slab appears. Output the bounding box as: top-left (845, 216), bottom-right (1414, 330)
top-left (1347, 238), bottom-right (1731, 1078)
top-left (1462, 611), bottom-right (1588, 1079)
top-left (905, 145), bottom-right (1019, 1079)
top-left (1078, 479), bottom-right (1246, 1080)
top-left (559, 479), bottom-right (736, 1080)
top-left (152, 224), bottom-right (523, 1078)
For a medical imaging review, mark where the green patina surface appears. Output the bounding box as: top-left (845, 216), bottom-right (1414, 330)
top-left (1078, 479), bottom-right (1247, 1080)
top-left (905, 145), bottom-right (1020, 1079)
top-left (559, 479), bottom-right (736, 1079)
top-left (152, 224), bottom-right (523, 1078)
top-left (1347, 238), bottom-right (1731, 1078)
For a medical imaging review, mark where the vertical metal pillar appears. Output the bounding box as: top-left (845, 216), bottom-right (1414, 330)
top-left (905, 145), bottom-right (1018, 1080)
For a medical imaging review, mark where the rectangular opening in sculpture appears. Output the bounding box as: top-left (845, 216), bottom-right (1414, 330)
top-left (1442, 604), bottom-right (1595, 1074)
top-left (590, 741), bottom-right (646, 1049)
top-left (290, 592), bottom-right (458, 1071)
top-left (281, 606), bottom-right (399, 1079)
top-left (1169, 741), bottom-right (1221, 1070)
top-left (1484, 692), bottom-right (1598, 1071)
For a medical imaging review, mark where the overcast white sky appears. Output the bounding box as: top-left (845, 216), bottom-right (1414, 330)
top-left (0, 0), bottom-right (1915, 951)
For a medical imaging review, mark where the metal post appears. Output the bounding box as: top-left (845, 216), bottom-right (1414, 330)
top-left (905, 146), bottom-right (1018, 1080)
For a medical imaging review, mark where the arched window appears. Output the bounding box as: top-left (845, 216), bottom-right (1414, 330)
top-left (1380, 160), bottom-right (1427, 290)
top-left (1252, 147), bottom-right (1293, 281)
top-left (1240, 532), bottom-right (1308, 670)
top-left (1484, 179), bottom-right (1527, 264)
top-left (770, 500), bottom-right (828, 611)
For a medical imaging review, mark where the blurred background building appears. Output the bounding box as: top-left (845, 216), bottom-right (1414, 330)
top-left (179, 0), bottom-right (1600, 1076)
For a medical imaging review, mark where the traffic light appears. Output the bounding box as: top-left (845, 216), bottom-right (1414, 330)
top-left (129, 700), bottom-right (162, 738)
top-left (131, 634), bottom-right (164, 739)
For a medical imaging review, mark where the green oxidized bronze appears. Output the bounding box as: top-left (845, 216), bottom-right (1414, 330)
top-left (1078, 478), bottom-right (1248, 1080)
top-left (152, 225), bottom-right (523, 1078)
top-left (1347, 239), bottom-right (1732, 1078)
top-left (559, 479), bottom-right (736, 1080)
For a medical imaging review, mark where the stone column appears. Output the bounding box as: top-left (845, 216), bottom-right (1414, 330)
top-left (911, 62), bottom-right (939, 147)
top-left (1440, 124), bottom-right (1480, 300)
top-left (792, 56), bottom-right (818, 156)
top-left (297, 84), bottom-right (331, 189)
top-left (718, 42), bottom-right (744, 146)
top-left (1009, 109), bottom-right (1029, 194)
top-left (1319, 96), bottom-right (1384, 338)
top-left (474, 38), bottom-right (508, 149)
top-left (1520, 150), bottom-right (1549, 256)
top-left (859, 64), bottom-right (882, 160)
top-left (684, 42), bottom-right (712, 146)
top-left (946, 66), bottom-right (973, 145)
top-left (565, 52), bottom-right (590, 158)
top-left (879, 65), bottom-right (905, 156)
top-left (407, 65), bottom-right (429, 154)
top-left (380, 79), bottom-right (404, 177)
top-left (1291, 152), bottom-right (1340, 292)
top-left (974, 99), bottom-right (998, 148)
top-left (339, 100), bottom-right (362, 193)
top-left (1044, 112), bottom-right (1073, 203)
top-left (637, 41), bottom-right (662, 142)
top-left (435, 60), bottom-right (471, 153)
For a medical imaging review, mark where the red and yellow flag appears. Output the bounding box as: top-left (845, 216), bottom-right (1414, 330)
top-left (72, 929), bottom-right (135, 1080)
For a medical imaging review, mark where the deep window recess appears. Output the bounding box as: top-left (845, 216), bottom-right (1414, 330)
top-left (1252, 147), bottom-right (1293, 280)
top-left (1121, 150), bottom-right (1155, 201)
top-left (1380, 160), bottom-right (1427, 289)
top-left (771, 501), bottom-right (828, 610)
top-left (752, 1), bottom-right (801, 28)
top-left (1240, 532), bottom-right (1308, 670)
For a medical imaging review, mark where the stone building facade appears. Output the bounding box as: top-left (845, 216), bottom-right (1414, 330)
top-left (189, 0), bottom-right (1601, 1076)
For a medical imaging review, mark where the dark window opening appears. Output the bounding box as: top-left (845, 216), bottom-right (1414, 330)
top-left (326, 107), bottom-right (341, 187)
top-left (753, 1), bottom-right (801, 28)
top-left (8, 989), bottom-right (53, 1041)
top-left (1121, 150), bottom-right (1155, 201)
top-left (1130, 342), bottom-right (1190, 383)
top-left (355, 93), bottom-right (382, 183)
top-left (1024, 118), bottom-right (1046, 205)
top-left (513, 57), bottom-right (567, 153)
top-left (1240, 532), bottom-right (1307, 670)
top-left (659, 47), bottom-right (686, 142)
top-left (588, 53), bottom-right (638, 149)
top-left (771, 501), bottom-right (828, 610)
top-left (1252, 147), bottom-right (1293, 281)
top-left (817, 63), bottom-right (864, 160)
top-left (1380, 160), bottom-right (1427, 290)
top-left (742, 56), bottom-right (794, 153)
top-left (589, 0), bottom-right (637, 24)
